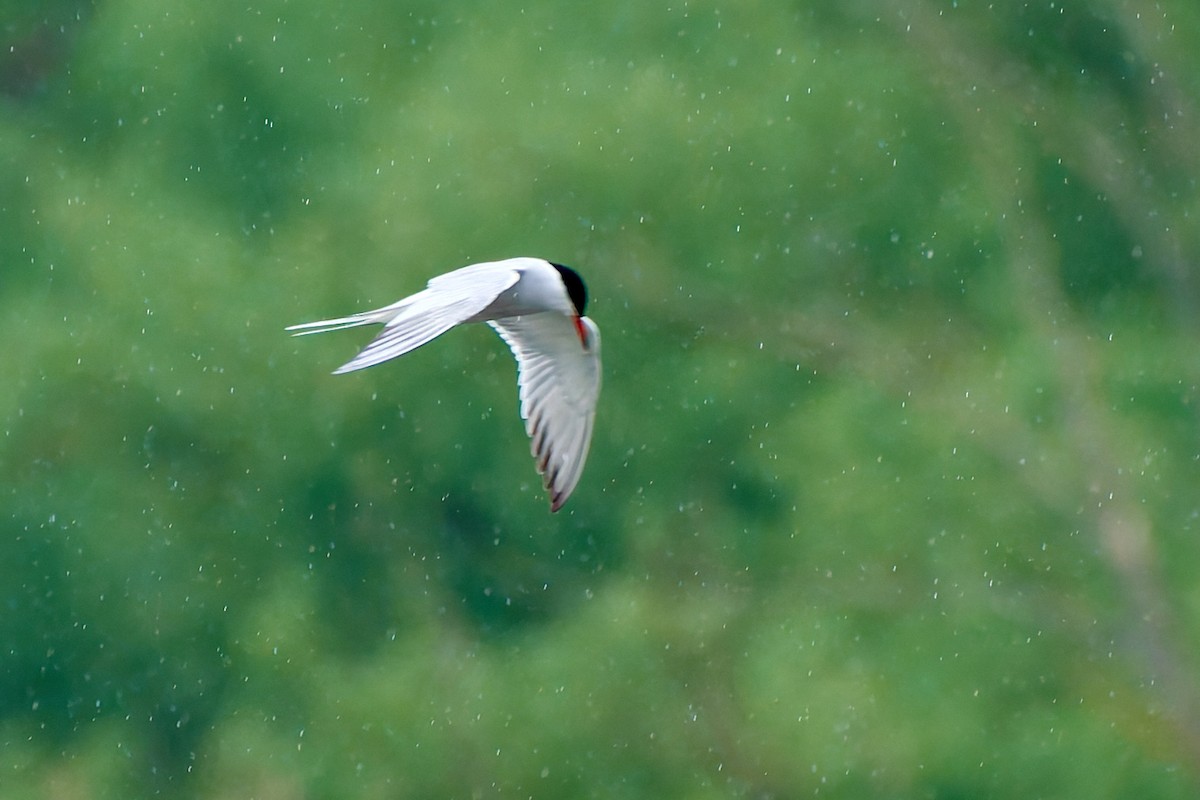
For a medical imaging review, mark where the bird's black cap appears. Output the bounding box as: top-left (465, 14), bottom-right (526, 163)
top-left (551, 263), bottom-right (588, 315)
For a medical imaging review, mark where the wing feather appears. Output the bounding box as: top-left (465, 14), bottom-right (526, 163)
top-left (287, 264), bottom-right (521, 374)
top-left (489, 313), bottom-right (601, 511)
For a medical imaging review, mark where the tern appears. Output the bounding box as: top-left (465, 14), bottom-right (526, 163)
top-left (288, 257), bottom-right (601, 511)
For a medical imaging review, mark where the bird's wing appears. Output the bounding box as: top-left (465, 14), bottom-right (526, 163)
top-left (307, 264), bottom-right (522, 374)
top-left (488, 313), bottom-right (601, 511)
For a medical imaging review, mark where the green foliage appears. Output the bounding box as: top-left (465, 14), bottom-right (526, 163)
top-left (3, 0), bottom-right (1200, 797)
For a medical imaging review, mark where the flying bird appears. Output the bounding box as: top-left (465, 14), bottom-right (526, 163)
top-left (288, 257), bottom-right (601, 511)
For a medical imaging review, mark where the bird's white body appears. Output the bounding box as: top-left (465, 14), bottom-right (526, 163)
top-left (288, 257), bottom-right (601, 511)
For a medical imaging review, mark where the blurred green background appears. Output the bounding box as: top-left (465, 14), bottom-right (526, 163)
top-left (3, 0), bottom-right (1200, 797)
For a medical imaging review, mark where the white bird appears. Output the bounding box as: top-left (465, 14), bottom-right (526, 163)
top-left (288, 257), bottom-right (601, 512)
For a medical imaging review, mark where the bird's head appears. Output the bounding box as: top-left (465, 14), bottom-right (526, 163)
top-left (551, 263), bottom-right (588, 315)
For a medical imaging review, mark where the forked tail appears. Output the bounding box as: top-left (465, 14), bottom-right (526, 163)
top-left (286, 310), bottom-right (388, 336)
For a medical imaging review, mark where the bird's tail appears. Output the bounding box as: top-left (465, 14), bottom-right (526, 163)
top-left (286, 297), bottom-right (414, 336)
top-left (285, 313), bottom-right (379, 336)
